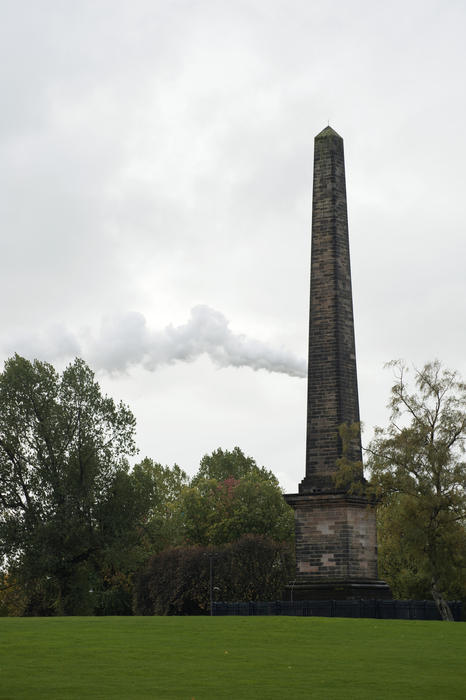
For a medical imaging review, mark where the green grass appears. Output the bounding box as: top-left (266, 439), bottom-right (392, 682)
top-left (0, 616), bottom-right (465, 699)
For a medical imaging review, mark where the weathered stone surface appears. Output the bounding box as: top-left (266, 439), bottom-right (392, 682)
top-left (286, 492), bottom-right (378, 581)
top-left (284, 126), bottom-right (391, 600)
top-left (301, 126), bottom-right (361, 493)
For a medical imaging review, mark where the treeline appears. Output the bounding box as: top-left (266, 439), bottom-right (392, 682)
top-left (0, 354), bottom-right (294, 615)
top-left (135, 536), bottom-right (293, 615)
top-left (1, 355), bottom-right (466, 617)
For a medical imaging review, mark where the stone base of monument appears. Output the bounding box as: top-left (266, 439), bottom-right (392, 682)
top-left (284, 491), bottom-right (394, 600)
top-left (283, 578), bottom-right (392, 601)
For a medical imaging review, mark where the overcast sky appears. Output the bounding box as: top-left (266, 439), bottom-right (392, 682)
top-left (1, 0), bottom-right (465, 491)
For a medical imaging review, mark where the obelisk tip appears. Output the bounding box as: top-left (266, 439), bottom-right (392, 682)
top-left (315, 125), bottom-right (342, 140)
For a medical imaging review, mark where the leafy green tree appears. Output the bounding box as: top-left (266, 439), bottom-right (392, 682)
top-left (0, 354), bottom-right (143, 615)
top-left (193, 446), bottom-right (278, 485)
top-left (177, 474), bottom-right (294, 547)
top-left (130, 458), bottom-right (189, 553)
top-left (131, 448), bottom-right (294, 614)
top-left (376, 493), bottom-right (466, 604)
top-left (367, 360), bottom-right (466, 620)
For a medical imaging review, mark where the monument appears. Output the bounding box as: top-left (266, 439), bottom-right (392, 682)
top-left (285, 126), bottom-right (391, 600)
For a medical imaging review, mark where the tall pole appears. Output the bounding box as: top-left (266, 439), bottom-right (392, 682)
top-left (209, 554), bottom-right (213, 616)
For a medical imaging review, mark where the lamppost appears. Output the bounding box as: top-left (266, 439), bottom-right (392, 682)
top-left (204, 552), bottom-right (218, 616)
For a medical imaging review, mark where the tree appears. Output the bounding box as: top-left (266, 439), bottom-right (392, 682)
top-left (193, 446), bottom-right (278, 485)
top-left (367, 360), bottom-right (466, 620)
top-left (170, 447), bottom-right (293, 548)
top-left (0, 354), bottom-right (143, 615)
top-left (131, 448), bottom-right (294, 614)
top-left (176, 474), bottom-right (294, 547)
top-left (130, 458), bottom-right (189, 554)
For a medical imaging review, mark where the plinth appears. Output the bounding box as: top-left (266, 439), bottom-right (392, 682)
top-left (284, 491), bottom-right (391, 600)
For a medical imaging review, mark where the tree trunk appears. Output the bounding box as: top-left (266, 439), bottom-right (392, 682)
top-left (431, 578), bottom-right (454, 621)
top-left (55, 580), bottom-right (65, 616)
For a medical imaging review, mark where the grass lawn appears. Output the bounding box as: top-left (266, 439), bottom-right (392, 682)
top-left (0, 616), bottom-right (465, 699)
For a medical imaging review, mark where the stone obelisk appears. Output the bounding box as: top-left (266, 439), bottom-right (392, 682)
top-left (285, 126), bottom-right (390, 600)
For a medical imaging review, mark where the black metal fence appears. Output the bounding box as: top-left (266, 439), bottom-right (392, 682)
top-left (212, 599), bottom-right (462, 621)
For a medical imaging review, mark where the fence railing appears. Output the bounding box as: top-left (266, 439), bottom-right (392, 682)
top-left (212, 599), bottom-right (462, 621)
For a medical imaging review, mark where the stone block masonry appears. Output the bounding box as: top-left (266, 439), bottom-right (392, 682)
top-left (284, 126), bottom-right (391, 600)
top-left (301, 126), bottom-right (361, 494)
top-left (288, 493), bottom-right (377, 580)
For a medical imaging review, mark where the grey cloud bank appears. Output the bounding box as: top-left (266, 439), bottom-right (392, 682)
top-left (1, 0), bottom-right (465, 491)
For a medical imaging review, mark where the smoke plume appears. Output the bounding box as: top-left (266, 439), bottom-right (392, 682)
top-left (3, 305), bottom-right (307, 379)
